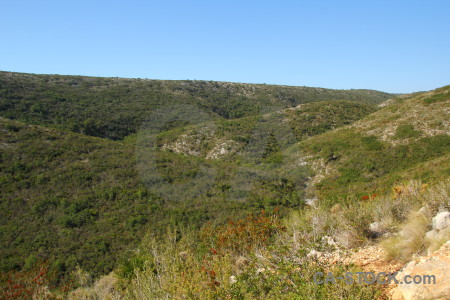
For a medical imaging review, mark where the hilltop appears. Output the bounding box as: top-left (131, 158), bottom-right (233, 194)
top-left (0, 71), bottom-right (392, 140)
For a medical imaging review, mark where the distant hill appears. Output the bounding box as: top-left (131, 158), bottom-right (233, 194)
top-left (0, 71), bottom-right (393, 140)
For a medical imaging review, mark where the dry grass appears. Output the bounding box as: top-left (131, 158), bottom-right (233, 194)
top-left (68, 272), bottom-right (121, 300)
top-left (427, 228), bottom-right (450, 253)
top-left (381, 211), bottom-right (430, 262)
top-left (380, 180), bottom-right (449, 262)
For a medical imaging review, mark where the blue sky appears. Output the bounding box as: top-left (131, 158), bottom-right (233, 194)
top-left (1, 0), bottom-right (449, 93)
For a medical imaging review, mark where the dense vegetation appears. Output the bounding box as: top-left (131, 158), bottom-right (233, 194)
top-left (0, 71), bottom-right (392, 140)
top-left (0, 71), bottom-right (449, 299)
top-left (154, 100), bottom-right (376, 161)
top-left (3, 101), bottom-right (371, 279)
top-left (290, 86), bottom-right (450, 202)
top-left (0, 118), bottom-right (304, 278)
top-left (0, 73), bottom-right (385, 281)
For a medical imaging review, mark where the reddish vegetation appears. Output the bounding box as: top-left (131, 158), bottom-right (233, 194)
top-left (361, 193), bottom-right (378, 201)
top-left (0, 262), bottom-right (71, 299)
top-left (198, 209), bottom-right (286, 290)
top-left (200, 209), bottom-right (286, 254)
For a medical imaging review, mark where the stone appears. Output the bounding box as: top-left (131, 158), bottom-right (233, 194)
top-left (432, 211), bottom-right (450, 231)
top-left (418, 207), bottom-right (427, 215)
top-left (307, 249), bottom-right (322, 258)
top-left (322, 235), bottom-right (338, 247)
top-left (369, 221), bottom-right (386, 237)
top-left (425, 229), bottom-right (439, 241)
top-left (391, 241), bottom-right (450, 300)
top-left (335, 230), bottom-right (358, 248)
top-left (305, 198), bottom-right (318, 208)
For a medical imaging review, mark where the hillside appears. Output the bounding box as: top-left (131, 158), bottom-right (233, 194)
top-left (0, 71), bottom-right (392, 140)
top-left (287, 85), bottom-right (450, 202)
top-left (112, 86), bottom-right (449, 299)
top-left (0, 73), bottom-right (449, 299)
top-left (155, 100), bottom-right (376, 160)
top-left (0, 77), bottom-right (385, 280)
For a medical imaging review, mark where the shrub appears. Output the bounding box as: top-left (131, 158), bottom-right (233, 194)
top-left (381, 210), bottom-right (430, 262)
top-left (0, 261), bottom-right (72, 299)
top-left (199, 210), bottom-right (286, 254)
top-left (423, 91), bottom-right (450, 104)
top-left (394, 124), bottom-right (422, 139)
top-left (361, 135), bottom-right (383, 151)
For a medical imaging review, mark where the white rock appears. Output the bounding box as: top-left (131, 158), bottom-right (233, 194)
top-left (418, 207), bottom-right (427, 215)
top-left (432, 211), bottom-right (450, 231)
top-left (322, 235), bottom-right (338, 247)
top-left (307, 249), bottom-right (322, 258)
top-left (369, 221), bottom-right (384, 234)
top-left (425, 230), bottom-right (439, 241)
top-left (305, 198), bottom-right (318, 208)
top-left (392, 241), bottom-right (450, 300)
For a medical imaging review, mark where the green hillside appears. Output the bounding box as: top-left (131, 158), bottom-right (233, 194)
top-left (155, 100), bottom-right (376, 160)
top-left (1, 72), bottom-right (449, 299)
top-left (287, 85), bottom-right (450, 202)
top-left (0, 99), bottom-right (377, 279)
top-left (0, 71), bottom-right (392, 140)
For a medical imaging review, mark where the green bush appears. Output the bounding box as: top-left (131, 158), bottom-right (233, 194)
top-left (423, 91), bottom-right (450, 104)
top-left (395, 124), bottom-right (422, 139)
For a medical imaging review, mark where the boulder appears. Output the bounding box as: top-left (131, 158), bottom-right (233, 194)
top-left (425, 229), bottom-right (439, 241)
top-left (391, 241), bottom-right (450, 300)
top-left (432, 211), bottom-right (450, 231)
top-left (369, 222), bottom-right (381, 232)
top-left (368, 221), bottom-right (386, 237)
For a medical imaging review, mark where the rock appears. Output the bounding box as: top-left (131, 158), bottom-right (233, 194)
top-left (391, 287), bottom-right (405, 300)
top-left (229, 275), bottom-right (237, 285)
top-left (369, 221), bottom-right (386, 237)
top-left (307, 249), bottom-right (323, 258)
top-left (369, 222), bottom-right (381, 232)
top-left (305, 198), bottom-right (318, 208)
top-left (391, 241), bottom-right (450, 300)
top-left (335, 230), bottom-right (359, 248)
top-left (418, 207), bottom-right (427, 215)
top-left (432, 211), bottom-right (450, 231)
top-left (322, 235), bottom-right (338, 247)
top-left (425, 229), bottom-right (439, 241)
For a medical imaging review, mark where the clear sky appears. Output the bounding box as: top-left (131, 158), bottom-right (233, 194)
top-left (1, 0), bottom-right (449, 93)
